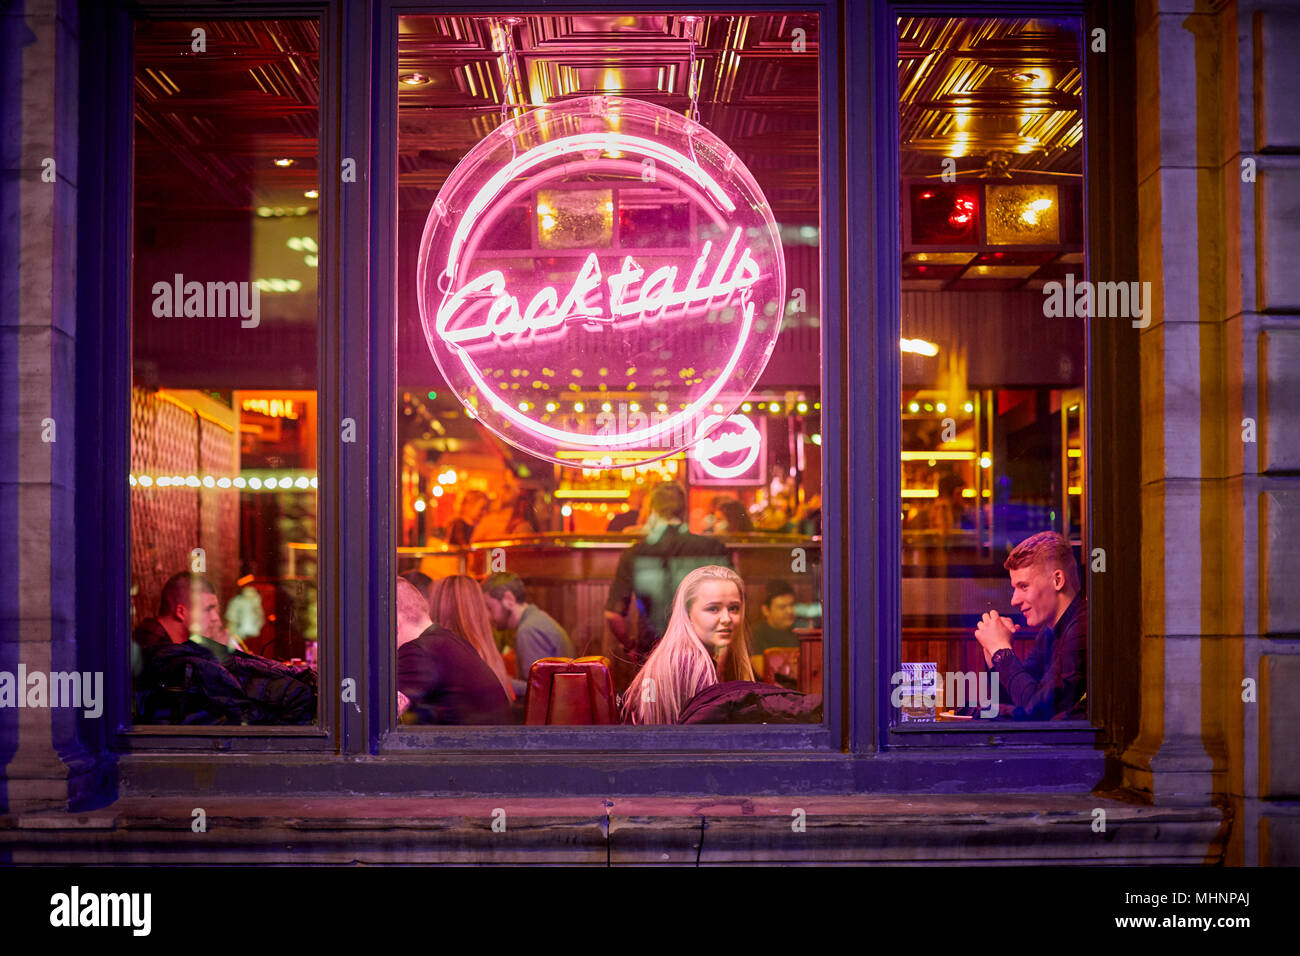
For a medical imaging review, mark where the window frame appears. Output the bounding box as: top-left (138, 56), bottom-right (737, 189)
top-left (876, 1), bottom-right (1110, 750)
top-left (84, 0), bottom-right (347, 753)
top-left (373, 0), bottom-right (845, 754)
top-left (74, 0), bottom-right (1134, 795)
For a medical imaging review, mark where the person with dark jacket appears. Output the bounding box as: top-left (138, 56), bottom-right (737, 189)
top-left (400, 568), bottom-right (434, 607)
top-left (679, 680), bottom-right (822, 724)
top-left (711, 497), bottom-right (753, 534)
top-left (974, 531), bottom-right (1087, 720)
top-left (619, 565), bottom-right (755, 724)
top-left (132, 571), bottom-right (229, 688)
top-left (132, 571), bottom-right (223, 658)
top-left (395, 577), bottom-right (513, 725)
top-left (134, 572), bottom-right (315, 724)
top-left (603, 481), bottom-right (730, 663)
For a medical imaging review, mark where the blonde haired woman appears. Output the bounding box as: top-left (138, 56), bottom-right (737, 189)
top-left (621, 565), bottom-right (754, 725)
top-left (428, 575), bottom-right (516, 705)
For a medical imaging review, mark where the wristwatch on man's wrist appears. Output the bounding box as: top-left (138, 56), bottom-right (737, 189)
top-left (990, 648), bottom-right (1014, 668)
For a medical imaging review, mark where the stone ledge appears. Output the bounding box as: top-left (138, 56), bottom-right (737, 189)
top-left (0, 794), bottom-right (1228, 865)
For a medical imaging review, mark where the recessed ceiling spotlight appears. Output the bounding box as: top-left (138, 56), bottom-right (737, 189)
top-left (1006, 70), bottom-right (1040, 84)
top-left (273, 158), bottom-right (294, 167)
top-left (304, 189), bottom-right (319, 199)
top-left (399, 72), bottom-right (432, 88)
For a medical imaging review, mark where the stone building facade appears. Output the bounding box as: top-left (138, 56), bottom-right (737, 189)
top-left (0, 0), bottom-right (1295, 863)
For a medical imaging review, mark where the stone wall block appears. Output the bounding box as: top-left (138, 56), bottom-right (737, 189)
top-left (1157, 168), bottom-right (1201, 322)
top-left (1257, 168), bottom-right (1300, 311)
top-left (1261, 816), bottom-right (1300, 865)
top-left (1258, 490), bottom-right (1300, 635)
top-left (1258, 329), bottom-right (1300, 472)
top-left (1260, 654), bottom-right (1300, 798)
top-left (1253, 10), bottom-right (1300, 152)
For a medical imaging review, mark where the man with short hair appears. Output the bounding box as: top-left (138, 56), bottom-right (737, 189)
top-left (132, 572), bottom-right (238, 670)
top-left (396, 577), bottom-right (514, 725)
top-left (400, 568), bottom-right (434, 608)
top-left (133, 572), bottom-right (312, 724)
top-left (973, 531), bottom-right (1087, 720)
top-left (482, 572), bottom-right (574, 696)
top-left (603, 481), bottom-right (731, 662)
top-left (750, 579), bottom-right (798, 655)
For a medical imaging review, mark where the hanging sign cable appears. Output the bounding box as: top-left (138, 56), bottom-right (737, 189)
top-left (683, 15), bottom-right (702, 125)
top-left (496, 17), bottom-right (522, 127)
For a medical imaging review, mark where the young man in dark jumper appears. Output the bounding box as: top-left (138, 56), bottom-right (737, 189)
top-left (973, 531), bottom-right (1086, 720)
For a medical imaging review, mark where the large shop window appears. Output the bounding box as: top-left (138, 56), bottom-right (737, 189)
top-left (129, 20), bottom-right (321, 726)
top-left (393, 13), bottom-right (824, 729)
top-left (894, 16), bottom-right (1090, 728)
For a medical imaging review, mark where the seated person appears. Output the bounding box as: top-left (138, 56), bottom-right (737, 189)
top-left (620, 565), bottom-right (754, 725)
top-left (750, 579), bottom-right (798, 655)
top-left (396, 577), bottom-right (514, 725)
top-left (604, 481), bottom-right (730, 665)
top-left (133, 572), bottom-right (235, 672)
top-left (428, 575), bottom-right (517, 704)
top-left (973, 531), bottom-right (1086, 720)
top-left (711, 497), bottom-right (753, 534)
top-left (135, 572), bottom-right (314, 724)
top-left (750, 579), bottom-right (799, 688)
top-left (482, 572), bottom-right (575, 697)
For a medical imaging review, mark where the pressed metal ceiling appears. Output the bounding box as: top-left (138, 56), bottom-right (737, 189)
top-left (898, 16), bottom-right (1084, 178)
top-left (134, 19), bottom-right (321, 213)
top-left (131, 15), bottom-right (1083, 218)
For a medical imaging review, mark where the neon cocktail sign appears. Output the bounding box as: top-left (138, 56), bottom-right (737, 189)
top-left (417, 95), bottom-right (786, 467)
top-left (437, 226), bottom-right (761, 348)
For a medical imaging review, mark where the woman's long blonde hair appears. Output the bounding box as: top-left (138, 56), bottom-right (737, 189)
top-left (428, 575), bottom-right (516, 702)
top-left (621, 565), bottom-right (753, 725)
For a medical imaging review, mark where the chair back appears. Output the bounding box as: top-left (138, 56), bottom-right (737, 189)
top-left (523, 656), bottom-right (616, 725)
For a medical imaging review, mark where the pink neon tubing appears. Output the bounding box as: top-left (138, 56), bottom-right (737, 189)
top-left (434, 131), bottom-right (768, 449)
top-left (693, 414), bottom-right (762, 479)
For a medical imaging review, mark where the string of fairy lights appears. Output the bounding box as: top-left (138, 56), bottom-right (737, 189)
top-left (129, 472), bottom-right (317, 492)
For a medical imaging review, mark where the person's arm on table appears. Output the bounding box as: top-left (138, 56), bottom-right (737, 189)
top-left (989, 615), bottom-right (1086, 720)
top-left (974, 610), bottom-right (1017, 667)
